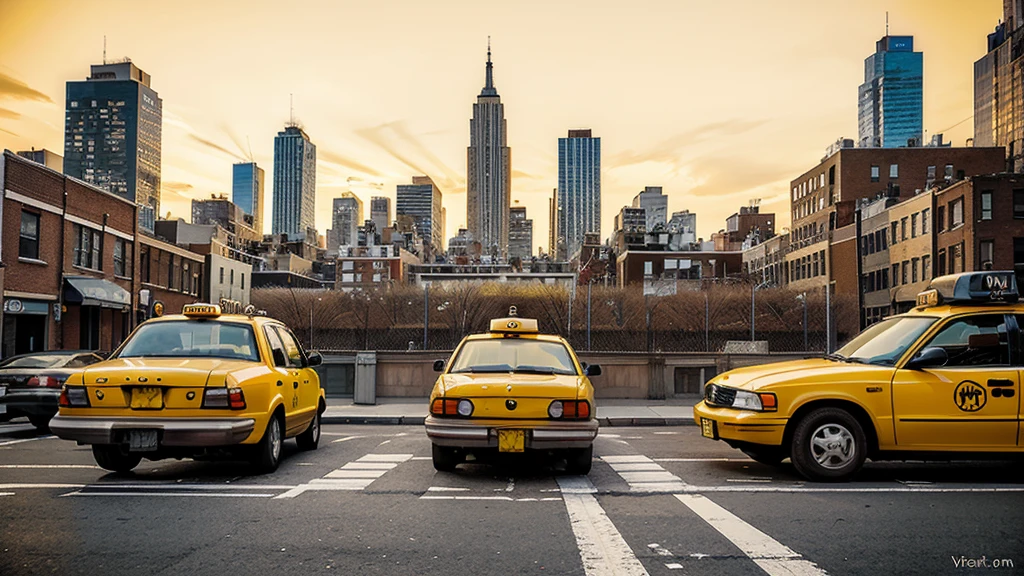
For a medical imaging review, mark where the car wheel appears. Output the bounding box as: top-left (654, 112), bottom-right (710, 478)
top-left (251, 415), bottom-right (283, 473)
top-left (565, 445), bottom-right (594, 475)
top-left (92, 445), bottom-right (142, 474)
top-left (740, 447), bottom-right (786, 466)
top-left (29, 415), bottom-right (52, 433)
top-left (296, 410), bottom-right (321, 451)
top-left (790, 408), bottom-right (867, 482)
top-left (431, 443), bottom-right (460, 472)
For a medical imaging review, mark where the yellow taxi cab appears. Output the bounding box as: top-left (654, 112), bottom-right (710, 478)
top-left (425, 307), bottom-right (600, 474)
top-left (50, 303), bottom-right (326, 474)
top-left (694, 271), bottom-right (1024, 482)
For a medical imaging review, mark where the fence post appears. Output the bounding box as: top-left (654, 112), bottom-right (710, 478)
top-left (423, 283), bottom-right (429, 351)
top-left (704, 291), bottom-right (710, 352)
top-left (802, 293), bottom-right (808, 351)
top-left (750, 284), bottom-right (755, 341)
top-left (586, 282), bottom-right (592, 351)
top-left (825, 283), bottom-right (832, 353)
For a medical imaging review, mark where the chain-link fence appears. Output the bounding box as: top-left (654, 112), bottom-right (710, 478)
top-left (251, 282), bottom-right (859, 354)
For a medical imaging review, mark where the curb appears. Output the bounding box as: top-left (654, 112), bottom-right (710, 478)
top-left (321, 415), bottom-right (694, 426)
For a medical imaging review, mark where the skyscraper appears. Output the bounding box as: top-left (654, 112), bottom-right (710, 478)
top-left (397, 176), bottom-right (443, 254)
top-left (558, 129), bottom-right (601, 260)
top-left (858, 35), bottom-right (923, 148)
top-left (467, 41), bottom-right (511, 259)
top-left (64, 60), bottom-right (162, 232)
top-left (272, 125), bottom-right (316, 240)
top-left (508, 202), bottom-right (533, 261)
top-left (328, 193), bottom-right (363, 248)
top-left (232, 162), bottom-right (265, 233)
top-left (548, 188), bottom-right (558, 258)
top-left (632, 186), bottom-right (668, 230)
top-left (974, 0), bottom-right (1024, 171)
top-left (370, 196), bottom-right (391, 232)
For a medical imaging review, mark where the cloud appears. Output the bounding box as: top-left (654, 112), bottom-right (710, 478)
top-left (187, 133), bottom-right (247, 162)
top-left (0, 72), bottom-right (53, 103)
top-left (161, 181), bottom-right (196, 201)
top-left (318, 148), bottom-right (384, 178)
top-left (0, 107), bottom-right (20, 120)
top-left (606, 118), bottom-right (770, 170)
top-left (220, 123), bottom-right (252, 161)
top-left (512, 169), bottom-right (545, 181)
top-left (0, 127), bottom-right (18, 137)
top-left (354, 121), bottom-right (465, 193)
top-left (682, 154), bottom-right (796, 198)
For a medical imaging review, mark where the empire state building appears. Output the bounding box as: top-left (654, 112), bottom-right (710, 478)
top-left (467, 41), bottom-right (511, 258)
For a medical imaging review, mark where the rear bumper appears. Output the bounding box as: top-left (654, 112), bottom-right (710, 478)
top-left (0, 389), bottom-right (59, 417)
top-left (425, 416), bottom-right (598, 449)
top-left (49, 416), bottom-right (256, 447)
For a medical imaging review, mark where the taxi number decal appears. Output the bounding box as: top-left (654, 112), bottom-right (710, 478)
top-left (953, 380), bottom-right (986, 412)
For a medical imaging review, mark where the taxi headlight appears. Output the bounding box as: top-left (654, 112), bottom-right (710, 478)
top-left (456, 399), bottom-right (474, 417)
top-left (731, 390), bottom-right (763, 411)
top-left (548, 401), bottom-right (564, 418)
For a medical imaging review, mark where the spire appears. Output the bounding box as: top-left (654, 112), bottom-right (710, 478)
top-left (480, 36), bottom-right (498, 97)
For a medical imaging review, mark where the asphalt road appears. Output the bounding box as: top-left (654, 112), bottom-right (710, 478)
top-left (1, 420), bottom-right (1022, 576)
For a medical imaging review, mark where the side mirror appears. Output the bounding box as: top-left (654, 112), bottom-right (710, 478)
top-left (585, 364), bottom-right (602, 377)
top-left (905, 347), bottom-right (948, 370)
top-left (433, 359), bottom-right (446, 372)
top-left (272, 349), bottom-right (287, 367)
top-left (307, 351), bottom-right (323, 367)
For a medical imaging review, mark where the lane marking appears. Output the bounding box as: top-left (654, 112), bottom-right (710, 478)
top-left (558, 476), bottom-right (649, 576)
top-left (411, 456), bottom-right (431, 461)
top-left (64, 491), bottom-right (276, 498)
top-left (0, 465), bottom-right (100, 469)
top-left (426, 486), bottom-right (470, 492)
top-left (653, 432), bottom-right (680, 435)
top-left (421, 495), bottom-right (562, 502)
top-left (654, 458), bottom-right (752, 462)
top-left (0, 436), bottom-right (55, 447)
top-left (0, 483), bottom-right (84, 490)
top-left (276, 453), bottom-right (413, 498)
top-left (675, 494), bottom-right (826, 576)
top-left (665, 563), bottom-right (683, 570)
top-left (726, 478), bottom-right (773, 483)
top-left (602, 455), bottom-right (687, 492)
top-left (648, 543), bottom-right (673, 557)
top-left (331, 435), bottom-right (366, 443)
top-left (0, 492), bottom-right (14, 497)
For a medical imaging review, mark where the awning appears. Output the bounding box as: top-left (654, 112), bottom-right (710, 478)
top-left (63, 276), bottom-right (132, 309)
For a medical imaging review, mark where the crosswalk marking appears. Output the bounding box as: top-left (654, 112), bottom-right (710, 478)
top-left (601, 455), bottom-right (687, 492)
top-left (275, 453), bottom-right (413, 498)
top-left (559, 476), bottom-right (649, 576)
top-left (675, 494), bottom-right (827, 576)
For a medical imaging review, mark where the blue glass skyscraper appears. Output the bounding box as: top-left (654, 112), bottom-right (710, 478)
top-left (858, 35), bottom-right (923, 148)
top-left (557, 129), bottom-right (601, 260)
top-left (232, 162), bottom-right (265, 233)
top-left (272, 125), bottom-right (316, 240)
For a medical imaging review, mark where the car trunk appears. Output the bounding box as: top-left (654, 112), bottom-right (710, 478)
top-left (83, 358), bottom-right (256, 411)
top-left (442, 373), bottom-right (580, 420)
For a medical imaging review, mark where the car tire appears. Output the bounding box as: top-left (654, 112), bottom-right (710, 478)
top-left (251, 415), bottom-right (283, 473)
top-left (92, 445), bottom-right (142, 474)
top-left (296, 410), bottom-right (321, 451)
top-left (790, 407), bottom-right (867, 482)
top-left (741, 447), bottom-right (786, 467)
top-left (565, 445), bottom-right (594, 475)
top-left (29, 415), bottom-right (52, 433)
top-left (431, 443), bottom-right (460, 472)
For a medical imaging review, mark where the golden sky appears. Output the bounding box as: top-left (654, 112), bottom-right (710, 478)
top-left (0, 0), bottom-right (1003, 246)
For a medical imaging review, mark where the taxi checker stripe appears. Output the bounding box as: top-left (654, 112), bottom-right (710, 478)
top-left (675, 494), bottom-right (826, 576)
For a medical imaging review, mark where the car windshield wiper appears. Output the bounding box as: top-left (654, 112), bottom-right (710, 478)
top-left (452, 365), bottom-right (514, 374)
top-left (823, 353), bottom-right (851, 363)
top-left (513, 366), bottom-right (556, 375)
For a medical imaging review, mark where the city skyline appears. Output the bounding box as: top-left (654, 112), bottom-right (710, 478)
top-left (0, 0), bottom-right (1002, 242)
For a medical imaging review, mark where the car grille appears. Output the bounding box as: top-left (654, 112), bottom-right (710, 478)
top-left (704, 384), bottom-right (736, 407)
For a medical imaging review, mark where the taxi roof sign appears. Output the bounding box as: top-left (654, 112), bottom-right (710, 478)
top-left (489, 316), bottom-right (539, 334)
top-left (918, 271), bottom-right (1019, 307)
top-left (182, 303), bottom-right (222, 318)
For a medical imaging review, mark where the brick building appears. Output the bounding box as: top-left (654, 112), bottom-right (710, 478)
top-left (934, 174), bottom-right (1024, 276)
top-left (1, 151), bottom-right (138, 356)
top-left (857, 195), bottom-right (899, 325)
top-left (138, 234), bottom-right (206, 317)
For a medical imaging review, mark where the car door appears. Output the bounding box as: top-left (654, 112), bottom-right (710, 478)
top-left (263, 325), bottom-right (300, 429)
top-left (271, 325), bottom-right (314, 435)
top-left (892, 313), bottom-right (1020, 450)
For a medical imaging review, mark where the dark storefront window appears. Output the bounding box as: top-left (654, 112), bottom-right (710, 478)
top-left (139, 246), bottom-right (150, 283)
top-left (113, 238), bottom-right (132, 277)
top-left (1014, 190), bottom-right (1024, 219)
top-left (19, 211), bottom-right (40, 260)
top-left (73, 224), bottom-right (102, 270)
top-left (1014, 238), bottom-right (1024, 267)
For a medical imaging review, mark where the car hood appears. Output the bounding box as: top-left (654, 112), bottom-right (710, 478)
top-left (82, 358), bottom-right (264, 388)
top-left (711, 358), bottom-right (894, 392)
top-left (440, 373), bottom-right (583, 398)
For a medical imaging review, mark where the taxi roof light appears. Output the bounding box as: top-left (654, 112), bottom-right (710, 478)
top-left (918, 271), bottom-right (1020, 308)
top-left (183, 304), bottom-right (222, 318)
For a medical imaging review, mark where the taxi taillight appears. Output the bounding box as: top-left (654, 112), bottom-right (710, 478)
top-left (551, 400), bottom-right (591, 420)
top-left (58, 386), bottom-right (90, 407)
top-left (203, 387), bottom-right (246, 410)
top-left (430, 398), bottom-right (472, 417)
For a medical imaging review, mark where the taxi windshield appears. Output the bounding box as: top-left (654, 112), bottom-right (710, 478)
top-left (449, 339), bottom-right (578, 375)
top-left (117, 321), bottom-right (260, 362)
top-left (834, 316), bottom-right (937, 366)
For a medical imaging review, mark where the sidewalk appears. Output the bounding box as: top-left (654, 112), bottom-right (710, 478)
top-left (322, 396), bottom-right (700, 426)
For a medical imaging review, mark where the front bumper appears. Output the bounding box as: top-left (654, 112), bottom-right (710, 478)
top-left (0, 389), bottom-right (59, 417)
top-left (50, 416), bottom-right (256, 447)
top-left (425, 416), bottom-right (599, 449)
top-left (692, 401), bottom-right (788, 447)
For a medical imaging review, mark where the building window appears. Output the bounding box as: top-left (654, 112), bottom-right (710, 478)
top-left (140, 246), bottom-right (150, 283)
top-left (921, 208), bottom-right (930, 234)
top-left (182, 263), bottom-right (190, 292)
top-left (168, 255), bottom-right (176, 290)
top-left (220, 267), bottom-right (225, 284)
top-left (73, 224), bottom-right (102, 270)
top-left (870, 166), bottom-right (880, 182)
top-left (981, 192), bottom-right (993, 220)
top-left (1014, 190), bottom-right (1024, 219)
top-left (113, 238), bottom-right (132, 277)
top-left (1015, 238), bottom-right (1024, 266)
top-left (889, 164), bottom-right (899, 179)
top-left (922, 255), bottom-right (930, 280)
top-left (912, 258), bottom-right (919, 283)
top-left (950, 243), bottom-right (963, 273)
top-left (19, 211), bottom-right (40, 260)
top-left (891, 222), bottom-right (898, 245)
top-left (936, 206), bottom-right (946, 232)
top-left (926, 165), bottom-right (936, 185)
top-left (241, 273), bottom-right (245, 290)
top-left (937, 249), bottom-right (947, 275)
top-left (901, 217), bottom-right (908, 241)
top-left (230, 269), bottom-right (235, 286)
top-left (911, 214), bottom-right (918, 238)
top-left (892, 263), bottom-right (900, 286)
top-left (980, 240), bottom-right (995, 268)
top-left (944, 164), bottom-right (954, 181)
top-left (902, 261), bottom-right (909, 284)
top-left (951, 199), bottom-right (964, 227)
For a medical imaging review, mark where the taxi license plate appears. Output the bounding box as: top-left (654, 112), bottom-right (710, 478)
top-left (701, 418), bottom-right (718, 440)
top-left (498, 429), bottom-right (525, 453)
top-left (130, 387), bottom-right (163, 410)
top-left (0, 386), bottom-right (6, 415)
top-left (127, 430), bottom-right (158, 452)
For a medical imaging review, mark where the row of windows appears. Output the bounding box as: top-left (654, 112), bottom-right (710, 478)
top-left (861, 268), bottom-right (890, 293)
top-left (18, 210), bottom-right (133, 277)
top-left (891, 255), bottom-right (932, 287)
top-left (861, 228), bottom-right (888, 255)
top-left (935, 198), bottom-right (964, 233)
top-left (869, 163), bottom-right (955, 183)
top-left (889, 207), bottom-right (930, 246)
top-left (217, 267), bottom-right (246, 290)
top-left (789, 250), bottom-right (826, 282)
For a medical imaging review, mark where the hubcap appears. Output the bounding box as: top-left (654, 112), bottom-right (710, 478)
top-left (270, 420), bottom-right (282, 461)
top-left (809, 423), bottom-right (855, 469)
top-left (312, 414), bottom-right (320, 442)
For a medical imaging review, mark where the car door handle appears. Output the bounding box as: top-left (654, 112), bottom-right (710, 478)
top-left (987, 379), bottom-right (1014, 387)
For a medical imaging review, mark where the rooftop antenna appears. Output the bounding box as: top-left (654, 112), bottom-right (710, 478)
top-left (885, 11), bottom-right (889, 36)
top-left (288, 93), bottom-right (295, 127)
top-left (103, 35), bottom-right (107, 64)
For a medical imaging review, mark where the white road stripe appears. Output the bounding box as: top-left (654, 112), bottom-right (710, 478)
top-left (0, 465), bottom-right (100, 469)
top-left (359, 453), bottom-right (414, 462)
top-left (648, 543), bottom-right (673, 557)
top-left (420, 495), bottom-right (562, 502)
top-left (278, 453), bottom-right (413, 497)
top-left (0, 436), bottom-right (54, 447)
top-left (427, 486), bottom-right (471, 492)
top-left (602, 455), bottom-right (687, 492)
top-left (65, 491), bottom-right (276, 498)
top-left (558, 476), bottom-right (649, 576)
top-left (675, 494), bottom-right (826, 576)
top-left (331, 435), bottom-right (366, 443)
top-left (0, 492), bottom-right (14, 497)
top-left (654, 458), bottom-right (752, 462)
